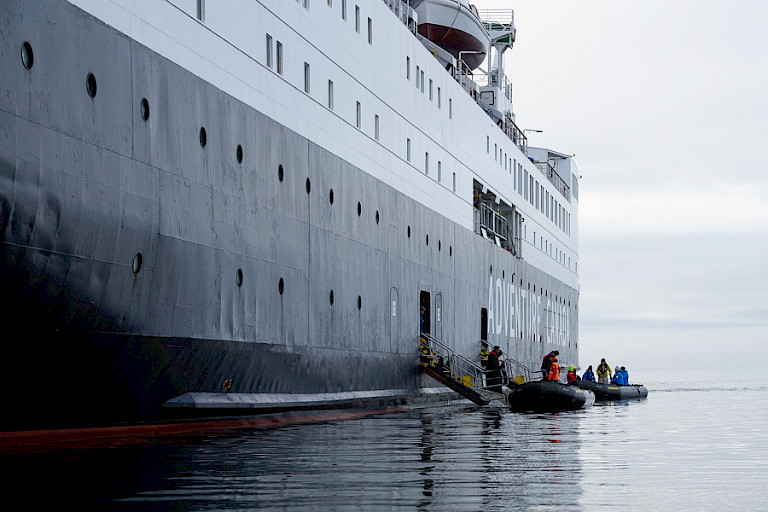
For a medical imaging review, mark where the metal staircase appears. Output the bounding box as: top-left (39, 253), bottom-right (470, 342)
top-left (418, 333), bottom-right (508, 406)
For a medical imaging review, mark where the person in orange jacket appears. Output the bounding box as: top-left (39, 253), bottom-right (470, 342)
top-left (548, 357), bottom-right (560, 381)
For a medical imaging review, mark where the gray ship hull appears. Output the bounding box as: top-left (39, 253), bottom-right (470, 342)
top-left (0, 0), bottom-right (578, 430)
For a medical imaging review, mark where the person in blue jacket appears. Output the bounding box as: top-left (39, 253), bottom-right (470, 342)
top-left (582, 365), bottom-right (595, 382)
top-left (610, 368), bottom-right (621, 385)
top-left (619, 366), bottom-right (629, 385)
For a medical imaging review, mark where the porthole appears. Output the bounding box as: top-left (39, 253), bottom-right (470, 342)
top-left (330, 290), bottom-right (334, 305)
top-left (426, 234), bottom-right (429, 246)
top-left (140, 98), bottom-right (150, 121)
top-left (279, 277), bottom-right (284, 294)
top-left (357, 202), bottom-right (362, 216)
top-left (21, 41), bottom-right (34, 70)
top-left (132, 252), bottom-right (143, 275)
top-left (86, 73), bottom-right (97, 98)
top-left (490, 265), bottom-right (493, 274)
top-left (407, 226), bottom-right (411, 238)
top-left (199, 127), bottom-right (207, 147)
top-left (329, 189), bottom-right (334, 204)
top-left (357, 295), bottom-right (362, 310)
top-left (438, 240), bottom-right (441, 251)
top-left (306, 178), bottom-right (311, 194)
top-left (236, 144), bottom-right (243, 164)
top-left (236, 268), bottom-right (243, 287)
top-left (278, 165), bottom-right (284, 182)
top-left (449, 246), bottom-right (452, 256)
top-left (503, 270), bottom-right (505, 278)
top-left (375, 210), bottom-right (380, 224)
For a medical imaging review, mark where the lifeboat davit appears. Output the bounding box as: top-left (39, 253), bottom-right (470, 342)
top-left (414, 0), bottom-right (490, 70)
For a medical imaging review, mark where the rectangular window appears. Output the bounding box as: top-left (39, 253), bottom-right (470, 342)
top-left (407, 57), bottom-right (411, 80)
top-left (452, 172), bottom-right (456, 193)
top-left (437, 87), bottom-right (441, 108)
top-left (406, 138), bottom-right (411, 162)
top-left (529, 176), bottom-right (534, 205)
top-left (535, 181), bottom-right (539, 208)
top-left (420, 70), bottom-right (424, 92)
top-left (328, 80), bottom-right (334, 109)
top-left (494, 144), bottom-right (497, 161)
top-left (266, 34), bottom-right (273, 68)
top-left (302, 0), bottom-right (309, 9)
top-left (355, 6), bottom-right (360, 33)
top-left (276, 41), bottom-right (283, 74)
top-left (487, 136), bottom-right (489, 153)
top-left (425, 152), bottom-right (429, 174)
top-left (328, 0), bottom-right (332, 6)
top-left (438, 161), bottom-right (442, 182)
top-left (342, 0), bottom-right (347, 19)
top-left (356, 101), bottom-right (361, 129)
top-left (197, 0), bottom-right (205, 21)
top-left (367, 17), bottom-right (372, 44)
top-left (374, 114), bottom-right (380, 140)
top-left (449, 98), bottom-right (452, 119)
top-left (416, 66), bottom-right (420, 89)
top-left (524, 170), bottom-right (529, 200)
top-left (429, 79), bottom-right (433, 101)
top-left (304, 62), bottom-right (310, 94)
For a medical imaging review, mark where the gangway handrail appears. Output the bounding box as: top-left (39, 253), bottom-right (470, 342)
top-left (420, 332), bottom-right (510, 392)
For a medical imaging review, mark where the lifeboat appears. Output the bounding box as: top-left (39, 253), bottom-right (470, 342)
top-left (508, 381), bottom-right (595, 413)
top-left (413, 0), bottom-right (490, 70)
top-left (577, 381), bottom-right (649, 401)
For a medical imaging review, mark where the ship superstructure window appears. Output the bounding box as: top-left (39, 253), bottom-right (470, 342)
top-left (452, 172), bottom-right (456, 192)
top-left (420, 70), bottom-right (424, 92)
top-left (416, 66), bottom-right (420, 89)
top-left (304, 62), bottom-right (310, 93)
top-left (375, 114), bottom-right (380, 140)
top-left (449, 98), bottom-right (452, 119)
top-left (302, 0), bottom-right (309, 9)
top-left (487, 136), bottom-right (489, 153)
top-left (407, 57), bottom-right (410, 80)
top-left (356, 101), bottom-right (361, 128)
top-left (438, 161), bottom-right (442, 182)
top-left (328, 0), bottom-right (332, 6)
top-left (407, 138), bottom-right (411, 162)
top-left (355, 5), bottom-right (360, 33)
top-left (276, 41), bottom-right (283, 74)
top-left (196, 0), bottom-right (205, 22)
top-left (437, 87), bottom-right (441, 108)
top-left (425, 152), bottom-right (429, 174)
top-left (328, 80), bottom-right (334, 109)
top-left (342, 0), bottom-right (347, 19)
top-left (368, 17), bottom-right (372, 44)
top-left (266, 35), bottom-right (273, 68)
top-left (429, 79), bottom-right (433, 101)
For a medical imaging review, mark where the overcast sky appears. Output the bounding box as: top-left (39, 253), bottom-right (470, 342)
top-left (478, 0), bottom-right (768, 371)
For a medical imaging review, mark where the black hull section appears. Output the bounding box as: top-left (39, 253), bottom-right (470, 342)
top-left (508, 381), bottom-right (592, 413)
top-left (577, 381), bottom-right (648, 401)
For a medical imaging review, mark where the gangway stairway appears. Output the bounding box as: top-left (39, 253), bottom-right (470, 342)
top-left (419, 333), bottom-right (510, 406)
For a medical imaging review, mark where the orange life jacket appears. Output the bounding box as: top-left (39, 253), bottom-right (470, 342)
top-left (548, 361), bottom-right (560, 381)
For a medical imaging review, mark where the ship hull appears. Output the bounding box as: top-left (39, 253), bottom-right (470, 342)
top-left (0, 0), bottom-right (578, 431)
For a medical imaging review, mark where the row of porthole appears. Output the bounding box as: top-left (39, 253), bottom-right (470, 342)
top-left (134, 253), bottom-right (570, 308)
top-left (132, 253), bottom-right (362, 308)
top-left (18, 41), bottom-right (251, 167)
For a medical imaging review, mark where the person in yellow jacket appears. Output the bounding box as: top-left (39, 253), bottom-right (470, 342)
top-left (596, 358), bottom-right (611, 384)
top-left (548, 357), bottom-right (560, 381)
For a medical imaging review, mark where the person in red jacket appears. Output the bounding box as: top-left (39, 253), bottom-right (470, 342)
top-left (566, 365), bottom-right (580, 384)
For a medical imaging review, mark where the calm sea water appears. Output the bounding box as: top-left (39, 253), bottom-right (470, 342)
top-left (1, 371), bottom-right (767, 511)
